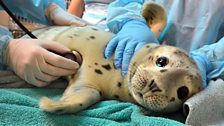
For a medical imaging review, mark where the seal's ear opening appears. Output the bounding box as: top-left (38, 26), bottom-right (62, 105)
top-left (141, 2), bottom-right (167, 38)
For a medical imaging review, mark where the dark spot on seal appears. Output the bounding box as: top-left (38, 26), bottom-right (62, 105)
top-left (68, 35), bottom-right (73, 38)
top-left (80, 104), bottom-right (83, 106)
top-left (99, 91), bottom-right (102, 96)
top-left (114, 95), bottom-right (119, 99)
top-left (146, 45), bottom-right (150, 48)
top-left (73, 34), bottom-right (78, 36)
top-left (160, 69), bottom-right (167, 73)
top-left (95, 63), bottom-right (98, 65)
top-left (88, 65), bottom-right (91, 68)
top-left (174, 50), bottom-right (190, 59)
top-left (90, 36), bottom-right (95, 39)
top-left (170, 63), bottom-right (174, 67)
top-left (101, 64), bottom-right (111, 71)
top-left (174, 50), bottom-right (182, 54)
top-left (95, 69), bottom-right (103, 75)
top-left (92, 28), bottom-right (98, 31)
top-left (117, 82), bottom-right (122, 87)
top-left (170, 97), bottom-right (175, 102)
top-left (129, 93), bottom-right (132, 97)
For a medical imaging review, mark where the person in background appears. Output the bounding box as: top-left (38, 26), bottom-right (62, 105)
top-left (0, 0), bottom-right (88, 87)
top-left (67, 0), bottom-right (115, 29)
top-left (104, 0), bottom-right (224, 89)
top-left (67, 0), bottom-right (85, 18)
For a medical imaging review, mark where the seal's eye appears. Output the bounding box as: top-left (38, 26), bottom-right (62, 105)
top-left (156, 56), bottom-right (169, 67)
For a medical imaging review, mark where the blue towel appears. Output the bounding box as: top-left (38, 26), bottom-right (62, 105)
top-left (0, 88), bottom-right (185, 126)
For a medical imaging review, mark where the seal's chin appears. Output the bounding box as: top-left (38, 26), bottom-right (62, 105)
top-left (142, 94), bottom-right (169, 112)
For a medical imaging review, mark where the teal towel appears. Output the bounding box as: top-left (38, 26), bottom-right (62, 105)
top-left (0, 89), bottom-right (185, 126)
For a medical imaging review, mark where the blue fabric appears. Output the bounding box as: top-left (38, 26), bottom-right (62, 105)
top-left (0, 0), bottom-right (66, 25)
top-left (105, 19), bottom-right (158, 75)
top-left (107, 0), bottom-right (145, 33)
top-left (0, 26), bottom-right (12, 70)
top-left (191, 53), bottom-right (212, 89)
top-left (191, 38), bottom-right (224, 83)
top-left (106, 0), bottom-right (224, 87)
top-left (0, 88), bottom-right (185, 126)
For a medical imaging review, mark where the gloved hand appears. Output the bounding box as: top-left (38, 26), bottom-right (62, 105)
top-left (191, 52), bottom-right (212, 89)
top-left (105, 20), bottom-right (158, 75)
top-left (45, 3), bottom-right (90, 26)
top-left (4, 39), bottom-right (80, 87)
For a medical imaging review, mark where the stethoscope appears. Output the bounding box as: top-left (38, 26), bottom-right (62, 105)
top-left (0, 0), bottom-right (37, 39)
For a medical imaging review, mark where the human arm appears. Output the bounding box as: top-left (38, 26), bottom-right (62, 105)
top-left (0, 26), bottom-right (80, 87)
top-left (191, 37), bottom-right (224, 89)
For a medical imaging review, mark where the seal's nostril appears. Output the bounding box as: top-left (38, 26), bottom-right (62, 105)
top-left (149, 80), bottom-right (162, 93)
top-left (149, 79), bottom-right (154, 88)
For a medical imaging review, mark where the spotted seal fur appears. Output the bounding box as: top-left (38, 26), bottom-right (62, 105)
top-left (35, 2), bottom-right (202, 114)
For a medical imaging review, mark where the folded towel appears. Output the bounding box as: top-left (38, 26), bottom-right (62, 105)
top-left (184, 78), bottom-right (224, 126)
top-left (0, 70), bottom-right (68, 88)
top-left (0, 88), bottom-right (184, 126)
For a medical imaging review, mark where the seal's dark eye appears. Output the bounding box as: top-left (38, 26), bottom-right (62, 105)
top-left (156, 57), bottom-right (169, 67)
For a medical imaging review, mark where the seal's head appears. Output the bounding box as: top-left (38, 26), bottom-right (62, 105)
top-left (128, 44), bottom-right (202, 113)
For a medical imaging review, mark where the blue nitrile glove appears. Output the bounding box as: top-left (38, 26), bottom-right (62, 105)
top-left (191, 52), bottom-right (212, 89)
top-left (105, 19), bottom-right (158, 76)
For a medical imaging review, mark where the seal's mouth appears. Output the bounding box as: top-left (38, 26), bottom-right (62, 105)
top-left (143, 94), bottom-right (169, 111)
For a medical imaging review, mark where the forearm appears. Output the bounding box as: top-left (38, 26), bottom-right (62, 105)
top-left (0, 0), bottom-right (66, 25)
top-left (107, 0), bottom-right (147, 33)
top-left (0, 26), bottom-right (12, 70)
top-left (192, 37), bottom-right (224, 80)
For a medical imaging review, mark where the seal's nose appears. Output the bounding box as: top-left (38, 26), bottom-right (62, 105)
top-left (149, 79), bottom-right (162, 93)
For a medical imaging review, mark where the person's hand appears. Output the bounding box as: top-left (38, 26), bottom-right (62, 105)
top-left (191, 52), bottom-right (212, 89)
top-left (4, 39), bottom-right (80, 87)
top-left (45, 3), bottom-right (90, 26)
top-left (104, 20), bottom-right (158, 75)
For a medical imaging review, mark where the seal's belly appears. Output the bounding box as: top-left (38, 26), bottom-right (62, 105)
top-left (34, 26), bottom-right (126, 98)
top-left (34, 26), bottom-right (114, 56)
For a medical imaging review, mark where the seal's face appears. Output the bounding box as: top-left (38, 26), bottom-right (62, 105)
top-left (128, 45), bottom-right (202, 112)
